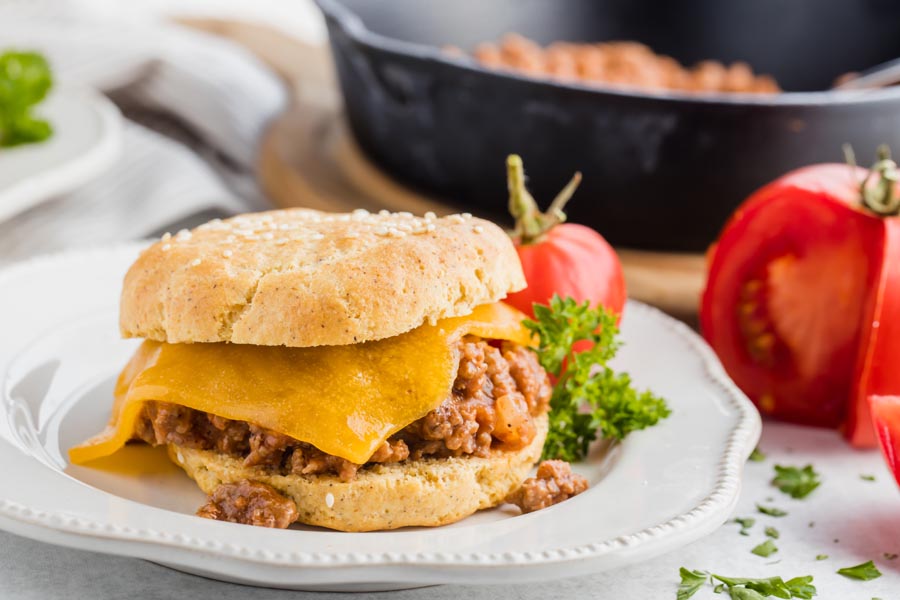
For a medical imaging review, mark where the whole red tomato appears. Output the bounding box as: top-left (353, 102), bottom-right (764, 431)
top-left (502, 155), bottom-right (626, 318)
top-left (701, 147), bottom-right (900, 447)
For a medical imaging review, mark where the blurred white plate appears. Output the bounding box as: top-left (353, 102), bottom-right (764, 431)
top-left (0, 87), bottom-right (121, 223)
top-left (0, 245), bottom-right (760, 591)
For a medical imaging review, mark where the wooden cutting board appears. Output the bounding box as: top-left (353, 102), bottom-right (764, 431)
top-left (180, 18), bottom-right (707, 321)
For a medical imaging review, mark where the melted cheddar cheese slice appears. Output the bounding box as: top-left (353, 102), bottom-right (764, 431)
top-left (70, 302), bottom-right (532, 466)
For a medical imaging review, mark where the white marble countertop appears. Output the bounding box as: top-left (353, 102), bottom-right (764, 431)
top-left (3, 422), bottom-right (897, 599)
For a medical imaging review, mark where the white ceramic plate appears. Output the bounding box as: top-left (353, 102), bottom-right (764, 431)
top-left (0, 245), bottom-right (760, 591)
top-left (0, 88), bottom-right (122, 223)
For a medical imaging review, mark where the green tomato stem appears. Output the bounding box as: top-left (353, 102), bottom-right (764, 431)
top-left (846, 144), bottom-right (900, 216)
top-left (506, 154), bottom-right (582, 245)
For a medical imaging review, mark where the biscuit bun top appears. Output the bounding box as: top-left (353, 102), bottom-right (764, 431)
top-left (120, 208), bottom-right (526, 347)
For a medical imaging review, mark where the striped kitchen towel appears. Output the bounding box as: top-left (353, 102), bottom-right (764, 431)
top-left (0, 3), bottom-right (291, 262)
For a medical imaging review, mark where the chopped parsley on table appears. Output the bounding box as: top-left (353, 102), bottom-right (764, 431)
top-left (0, 50), bottom-right (54, 147)
top-left (771, 465), bottom-right (821, 499)
top-left (756, 504), bottom-right (788, 517)
top-left (677, 568), bottom-right (708, 600)
top-left (733, 517), bottom-right (755, 536)
top-left (764, 527), bottom-right (779, 539)
top-left (749, 447), bottom-right (766, 462)
top-left (836, 560), bottom-right (882, 581)
top-left (751, 539), bottom-right (778, 558)
top-left (678, 569), bottom-right (816, 599)
top-left (860, 474), bottom-right (876, 482)
top-left (523, 295), bottom-right (670, 462)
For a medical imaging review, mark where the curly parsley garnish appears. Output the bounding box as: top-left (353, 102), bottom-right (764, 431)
top-left (837, 560), bottom-right (882, 581)
top-left (0, 50), bottom-right (53, 147)
top-left (524, 295), bottom-right (670, 461)
top-left (772, 465), bottom-right (821, 499)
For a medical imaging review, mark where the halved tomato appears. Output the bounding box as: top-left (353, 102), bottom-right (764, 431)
top-left (870, 395), bottom-right (900, 486)
top-left (702, 159), bottom-right (900, 446)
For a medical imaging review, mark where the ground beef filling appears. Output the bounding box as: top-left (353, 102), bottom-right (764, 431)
top-left (196, 479), bottom-right (298, 528)
top-left (133, 337), bottom-right (551, 483)
top-left (506, 460), bottom-right (589, 514)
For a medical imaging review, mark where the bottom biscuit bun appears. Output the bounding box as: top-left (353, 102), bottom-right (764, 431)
top-left (168, 413), bottom-right (549, 532)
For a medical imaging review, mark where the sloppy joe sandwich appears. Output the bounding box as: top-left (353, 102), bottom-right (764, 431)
top-left (70, 208), bottom-right (555, 531)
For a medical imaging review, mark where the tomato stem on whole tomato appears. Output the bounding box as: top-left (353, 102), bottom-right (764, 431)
top-left (844, 143), bottom-right (900, 216)
top-left (501, 155), bottom-right (626, 320)
top-left (507, 154), bottom-right (582, 245)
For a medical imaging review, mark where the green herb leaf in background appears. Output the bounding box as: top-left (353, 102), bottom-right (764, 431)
top-left (860, 474), bottom-right (876, 482)
top-left (765, 526), bottom-right (780, 539)
top-left (0, 50), bottom-right (54, 147)
top-left (772, 465), bottom-right (821, 499)
top-left (757, 504), bottom-right (788, 517)
top-left (751, 539), bottom-right (778, 558)
top-left (749, 447), bottom-right (766, 462)
top-left (815, 554), bottom-right (828, 561)
top-left (836, 560), bottom-right (882, 581)
top-left (525, 296), bottom-right (670, 461)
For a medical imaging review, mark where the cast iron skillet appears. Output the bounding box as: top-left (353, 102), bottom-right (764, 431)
top-left (316, 0), bottom-right (900, 251)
